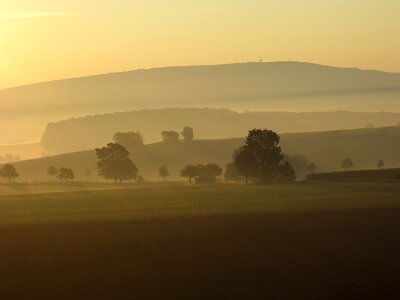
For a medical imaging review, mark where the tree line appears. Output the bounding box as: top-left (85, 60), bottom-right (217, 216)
top-left (94, 129), bottom-right (297, 184)
top-left (113, 126), bottom-right (194, 149)
top-left (0, 128), bottom-right (391, 184)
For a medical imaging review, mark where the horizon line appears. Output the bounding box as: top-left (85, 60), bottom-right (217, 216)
top-left (1, 60), bottom-right (399, 92)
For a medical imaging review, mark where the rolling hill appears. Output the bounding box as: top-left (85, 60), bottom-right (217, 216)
top-left (9, 127), bottom-right (400, 182)
top-left (2, 61), bottom-right (400, 144)
top-left (41, 108), bottom-right (400, 154)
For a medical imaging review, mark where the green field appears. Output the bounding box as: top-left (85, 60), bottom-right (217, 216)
top-left (1, 183), bottom-right (400, 299)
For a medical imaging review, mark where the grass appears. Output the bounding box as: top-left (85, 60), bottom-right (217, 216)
top-left (1, 182), bottom-right (400, 299)
top-left (0, 182), bottom-right (399, 226)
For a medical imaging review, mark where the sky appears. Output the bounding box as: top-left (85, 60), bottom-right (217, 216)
top-left (1, 0), bottom-right (400, 89)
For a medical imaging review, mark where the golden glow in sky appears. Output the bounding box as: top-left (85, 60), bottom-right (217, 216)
top-left (1, 0), bottom-right (400, 89)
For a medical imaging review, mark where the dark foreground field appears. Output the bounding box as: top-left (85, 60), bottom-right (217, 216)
top-left (0, 183), bottom-right (400, 299)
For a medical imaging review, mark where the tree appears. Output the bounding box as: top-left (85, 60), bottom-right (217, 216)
top-left (113, 132), bottom-right (144, 149)
top-left (341, 158), bottom-right (354, 170)
top-left (181, 127), bottom-right (194, 142)
top-left (95, 143), bottom-right (138, 182)
top-left (233, 129), bottom-right (295, 184)
top-left (279, 161), bottom-right (296, 183)
top-left (159, 165), bottom-right (170, 182)
top-left (377, 160), bottom-right (385, 169)
top-left (162, 131), bottom-right (180, 143)
top-left (233, 147), bottom-right (258, 184)
top-left (202, 164), bottom-right (223, 178)
top-left (57, 168), bottom-right (74, 181)
top-left (180, 164), bottom-right (198, 183)
top-left (47, 166), bottom-right (58, 180)
top-left (224, 162), bottom-right (239, 182)
top-left (1, 164), bottom-right (19, 182)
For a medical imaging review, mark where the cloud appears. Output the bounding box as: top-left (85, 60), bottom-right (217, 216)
top-left (0, 11), bottom-right (78, 19)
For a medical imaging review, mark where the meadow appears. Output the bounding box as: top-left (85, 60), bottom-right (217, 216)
top-left (1, 182), bottom-right (400, 299)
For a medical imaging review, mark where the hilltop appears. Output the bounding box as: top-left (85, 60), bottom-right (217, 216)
top-left (1, 61), bottom-right (400, 144)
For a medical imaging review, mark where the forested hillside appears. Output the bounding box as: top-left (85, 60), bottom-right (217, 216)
top-left (41, 108), bottom-right (400, 153)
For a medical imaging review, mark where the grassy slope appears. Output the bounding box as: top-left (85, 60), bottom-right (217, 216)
top-left (10, 126), bottom-right (400, 182)
top-left (0, 183), bottom-right (400, 299)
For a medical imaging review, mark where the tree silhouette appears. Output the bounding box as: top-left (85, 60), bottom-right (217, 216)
top-left (233, 129), bottom-right (296, 184)
top-left (341, 158), bottom-right (354, 170)
top-left (180, 164), bottom-right (198, 183)
top-left (181, 127), bottom-right (194, 142)
top-left (201, 164), bottom-right (223, 178)
top-left (57, 168), bottom-right (74, 181)
top-left (47, 166), bottom-right (58, 180)
top-left (224, 162), bottom-right (239, 182)
top-left (1, 164), bottom-right (19, 182)
top-left (159, 165), bottom-right (170, 182)
top-left (96, 143), bottom-right (138, 182)
top-left (113, 132), bottom-right (144, 149)
top-left (377, 160), bottom-right (385, 169)
top-left (162, 131), bottom-right (180, 143)
top-left (180, 163), bottom-right (222, 183)
top-left (279, 161), bottom-right (296, 183)
top-left (233, 147), bottom-right (258, 184)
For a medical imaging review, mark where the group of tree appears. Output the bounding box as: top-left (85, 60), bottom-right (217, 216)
top-left (227, 129), bottom-right (296, 184)
top-left (340, 158), bottom-right (385, 170)
top-left (97, 129), bottom-right (296, 185)
top-left (47, 166), bottom-right (75, 181)
top-left (180, 163), bottom-right (223, 183)
top-left (113, 132), bottom-right (144, 149)
top-left (0, 165), bottom-right (19, 182)
top-left (162, 127), bottom-right (194, 143)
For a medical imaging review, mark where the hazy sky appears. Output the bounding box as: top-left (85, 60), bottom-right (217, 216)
top-left (1, 0), bottom-right (400, 89)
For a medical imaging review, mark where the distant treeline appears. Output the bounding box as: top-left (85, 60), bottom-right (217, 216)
top-left (0, 153), bottom-right (21, 163)
top-left (41, 108), bottom-right (400, 153)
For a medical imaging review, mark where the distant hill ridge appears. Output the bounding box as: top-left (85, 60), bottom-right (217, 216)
top-left (41, 108), bottom-right (400, 154)
top-left (1, 61), bottom-right (400, 144)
